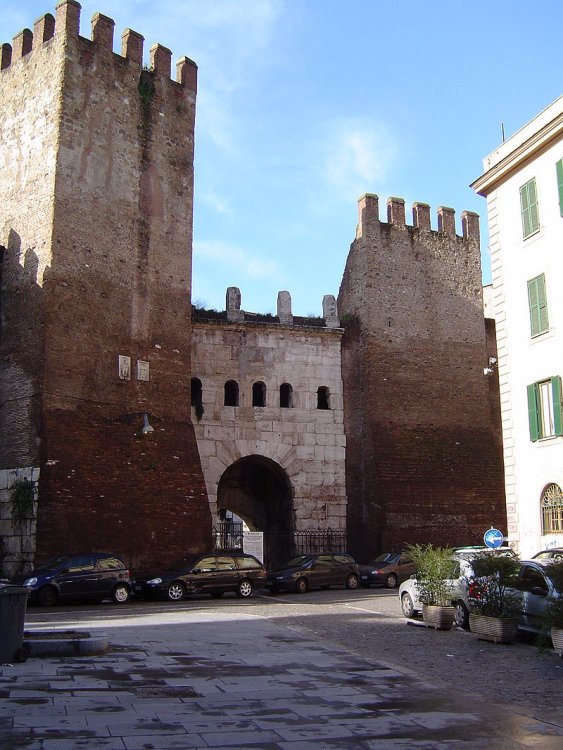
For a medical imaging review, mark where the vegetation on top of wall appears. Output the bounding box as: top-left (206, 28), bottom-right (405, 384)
top-left (9, 478), bottom-right (36, 524)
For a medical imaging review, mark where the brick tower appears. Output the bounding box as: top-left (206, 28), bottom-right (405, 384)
top-left (0, 2), bottom-right (210, 571)
top-left (338, 195), bottom-right (506, 560)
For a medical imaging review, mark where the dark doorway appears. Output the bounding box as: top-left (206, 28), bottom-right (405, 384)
top-left (217, 455), bottom-right (293, 568)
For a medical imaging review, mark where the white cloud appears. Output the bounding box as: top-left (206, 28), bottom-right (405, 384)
top-left (198, 185), bottom-right (233, 216)
top-left (194, 240), bottom-right (279, 280)
top-left (321, 118), bottom-right (398, 200)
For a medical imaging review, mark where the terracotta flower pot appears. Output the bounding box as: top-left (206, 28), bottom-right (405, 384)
top-left (422, 604), bottom-right (455, 630)
top-left (469, 613), bottom-right (518, 644)
top-left (551, 626), bottom-right (563, 657)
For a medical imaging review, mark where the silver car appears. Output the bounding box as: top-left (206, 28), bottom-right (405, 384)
top-left (398, 557), bottom-right (473, 628)
top-left (510, 560), bottom-right (561, 634)
top-left (398, 546), bottom-right (517, 629)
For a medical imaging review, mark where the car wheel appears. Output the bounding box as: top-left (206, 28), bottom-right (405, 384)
top-left (346, 573), bottom-right (359, 590)
top-left (210, 592), bottom-right (224, 599)
top-left (37, 585), bottom-right (58, 607)
top-left (385, 573), bottom-right (398, 589)
top-left (453, 600), bottom-right (470, 629)
top-left (112, 584), bottom-right (130, 604)
top-left (296, 577), bottom-right (308, 594)
top-left (167, 581), bottom-right (186, 602)
top-left (236, 579), bottom-right (253, 598)
top-left (401, 592), bottom-right (415, 618)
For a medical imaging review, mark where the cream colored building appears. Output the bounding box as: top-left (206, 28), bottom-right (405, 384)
top-left (472, 96), bottom-right (563, 557)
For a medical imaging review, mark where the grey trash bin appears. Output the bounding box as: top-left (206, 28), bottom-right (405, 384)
top-left (0, 585), bottom-right (29, 663)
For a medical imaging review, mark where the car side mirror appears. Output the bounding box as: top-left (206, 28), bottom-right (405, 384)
top-left (192, 569), bottom-right (200, 574)
top-left (61, 568), bottom-right (70, 574)
top-left (531, 586), bottom-right (547, 596)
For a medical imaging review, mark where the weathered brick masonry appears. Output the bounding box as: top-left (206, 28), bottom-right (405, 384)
top-left (338, 196), bottom-right (506, 560)
top-left (0, 2), bottom-right (210, 571)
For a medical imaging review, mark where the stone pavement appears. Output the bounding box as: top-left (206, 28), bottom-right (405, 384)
top-left (1, 609), bottom-right (562, 749)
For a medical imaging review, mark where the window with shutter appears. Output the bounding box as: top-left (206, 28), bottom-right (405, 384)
top-left (527, 274), bottom-right (549, 337)
top-left (528, 377), bottom-right (563, 441)
top-left (557, 159), bottom-right (563, 217)
top-left (527, 383), bottom-right (540, 442)
top-left (520, 178), bottom-right (540, 239)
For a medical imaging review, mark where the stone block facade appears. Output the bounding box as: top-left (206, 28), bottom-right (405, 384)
top-left (0, 468), bottom-right (39, 577)
top-left (192, 293), bottom-right (347, 562)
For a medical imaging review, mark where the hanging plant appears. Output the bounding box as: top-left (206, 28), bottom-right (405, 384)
top-left (9, 478), bottom-right (36, 523)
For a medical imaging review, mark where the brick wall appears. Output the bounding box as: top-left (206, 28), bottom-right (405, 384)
top-left (338, 195), bottom-right (506, 560)
top-left (0, 3), bottom-right (210, 571)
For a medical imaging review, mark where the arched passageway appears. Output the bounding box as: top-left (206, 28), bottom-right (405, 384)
top-left (217, 455), bottom-right (293, 568)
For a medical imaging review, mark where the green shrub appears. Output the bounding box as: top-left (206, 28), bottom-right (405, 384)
top-left (406, 544), bottom-right (457, 607)
top-left (9, 478), bottom-right (36, 524)
top-left (468, 552), bottom-right (520, 618)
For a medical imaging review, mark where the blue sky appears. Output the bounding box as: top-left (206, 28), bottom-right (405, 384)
top-left (3, 1), bottom-right (562, 315)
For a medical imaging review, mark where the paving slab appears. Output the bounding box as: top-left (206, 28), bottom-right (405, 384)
top-left (0, 610), bottom-right (561, 749)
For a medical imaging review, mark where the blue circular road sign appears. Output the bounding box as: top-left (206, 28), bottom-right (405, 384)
top-left (483, 528), bottom-right (504, 549)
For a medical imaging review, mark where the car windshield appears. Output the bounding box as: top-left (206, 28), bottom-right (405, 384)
top-left (373, 553), bottom-right (397, 563)
top-left (39, 556), bottom-right (72, 570)
top-left (167, 555), bottom-right (201, 571)
top-left (285, 555), bottom-right (315, 568)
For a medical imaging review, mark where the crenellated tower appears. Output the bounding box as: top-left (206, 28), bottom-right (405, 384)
top-left (338, 195), bottom-right (505, 559)
top-left (0, 1), bottom-right (210, 571)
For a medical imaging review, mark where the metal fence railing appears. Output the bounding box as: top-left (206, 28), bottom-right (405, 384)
top-left (212, 525), bottom-right (348, 567)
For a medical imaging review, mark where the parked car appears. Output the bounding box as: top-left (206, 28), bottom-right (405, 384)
top-left (508, 560), bottom-right (562, 634)
top-left (266, 553), bottom-right (360, 594)
top-left (12, 553), bottom-right (132, 606)
top-left (398, 546), bottom-right (516, 629)
top-left (359, 552), bottom-right (415, 589)
top-left (532, 548), bottom-right (563, 561)
top-left (134, 552), bottom-right (266, 601)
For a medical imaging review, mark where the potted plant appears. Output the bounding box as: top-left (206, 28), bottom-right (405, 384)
top-left (406, 544), bottom-right (457, 630)
top-left (541, 560), bottom-right (563, 656)
top-left (467, 552), bottom-right (521, 644)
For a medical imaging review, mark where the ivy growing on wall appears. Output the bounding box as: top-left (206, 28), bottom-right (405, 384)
top-left (9, 478), bottom-right (36, 524)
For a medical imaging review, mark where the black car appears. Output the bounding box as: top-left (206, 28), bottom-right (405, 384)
top-left (359, 552), bottom-right (416, 589)
top-left (13, 553), bottom-right (132, 606)
top-left (134, 552), bottom-right (266, 601)
top-left (266, 553), bottom-right (360, 594)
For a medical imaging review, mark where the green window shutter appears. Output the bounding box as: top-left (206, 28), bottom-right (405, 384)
top-left (520, 179), bottom-right (539, 239)
top-left (527, 383), bottom-right (540, 442)
top-left (551, 376), bottom-right (563, 437)
top-left (557, 159), bottom-right (563, 217)
top-left (527, 274), bottom-right (549, 337)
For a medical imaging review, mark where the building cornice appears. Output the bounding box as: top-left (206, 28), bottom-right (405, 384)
top-left (471, 109), bottom-right (563, 196)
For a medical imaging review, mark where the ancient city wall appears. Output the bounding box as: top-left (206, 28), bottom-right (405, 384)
top-left (338, 195), bottom-right (506, 559)
top-left (192, 299), bottom-right (347, 534)
top-left (0, 2), bottom-right (209, 571)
